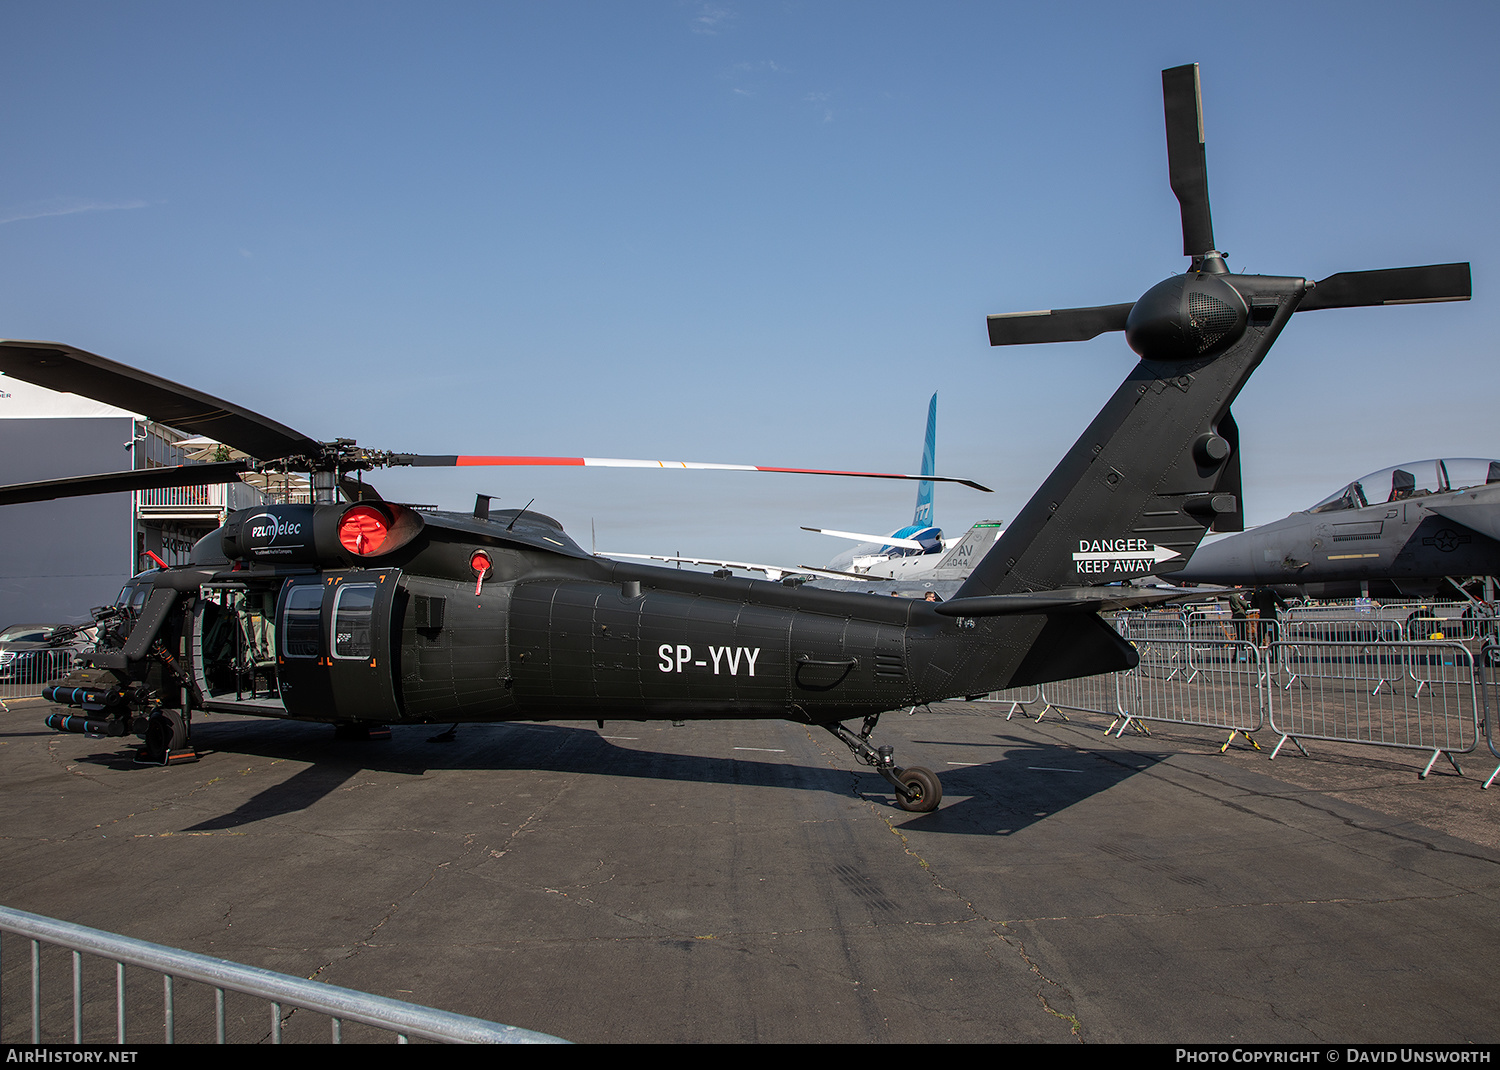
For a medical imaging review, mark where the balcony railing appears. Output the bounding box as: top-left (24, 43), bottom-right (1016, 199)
top-left (134, 483), bottom-right (310, 514)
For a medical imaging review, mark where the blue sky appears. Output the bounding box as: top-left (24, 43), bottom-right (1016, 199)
top-left (2, 1), bottom-right (1494, 568)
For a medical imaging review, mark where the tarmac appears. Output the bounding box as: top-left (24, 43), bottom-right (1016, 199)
top-left (0, 693), bottom-right (1497, 1045)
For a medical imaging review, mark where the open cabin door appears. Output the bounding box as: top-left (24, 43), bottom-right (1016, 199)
top-left (276, 569), bottom-right (403, 723)
top-left (191, 580), bottom-right (289, 715)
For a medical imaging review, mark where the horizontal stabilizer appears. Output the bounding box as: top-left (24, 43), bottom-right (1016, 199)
top-left (934, 586), bottom-right (1214, 618)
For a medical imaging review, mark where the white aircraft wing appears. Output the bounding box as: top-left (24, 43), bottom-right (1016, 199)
top-left (799, 527), bottom-right (927, 550)
top-left (597, 553), bottom-right (868, 583)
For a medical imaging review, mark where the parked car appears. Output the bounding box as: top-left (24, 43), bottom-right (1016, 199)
top-left (0, 623), bottom-right (96, 687)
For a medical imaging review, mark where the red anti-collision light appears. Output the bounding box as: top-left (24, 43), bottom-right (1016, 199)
top-left (339, 505), bottom-right (390, 556)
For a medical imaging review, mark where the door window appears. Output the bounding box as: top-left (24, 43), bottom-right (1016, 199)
top-left (282, 585), bottom-right (323, 658)
top-left (332, 584), bottom-right (378, 660)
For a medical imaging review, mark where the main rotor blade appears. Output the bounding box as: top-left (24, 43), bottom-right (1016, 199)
top-left (1162, 63), bottom-right (1215, 257)
top-left (0, 340), bottom-right (324, 462)
top-left (0, 461), bottom-right (251, 507)
top-left (986, 304), bottom-right (1133, 346)
top-left (1297, 263), bottom-right (1472, 311)
top-left (389, 454), bottom-right (993, 493)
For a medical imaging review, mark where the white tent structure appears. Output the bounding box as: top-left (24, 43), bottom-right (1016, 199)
top-left (0, 374), bottom-right (280, 625)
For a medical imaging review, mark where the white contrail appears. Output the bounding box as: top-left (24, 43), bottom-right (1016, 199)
top-left (0, 198), bottom-right (148, 226)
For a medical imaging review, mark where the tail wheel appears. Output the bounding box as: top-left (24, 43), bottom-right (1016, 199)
top-left (896, 766), bottom-right (942, 813)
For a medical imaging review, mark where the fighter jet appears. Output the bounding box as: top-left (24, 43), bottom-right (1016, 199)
top-left (1167, 457), bottom-right (1500, 598)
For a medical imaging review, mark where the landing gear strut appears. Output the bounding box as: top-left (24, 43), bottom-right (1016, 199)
top-left (825, 713), bottom-right (943, 813)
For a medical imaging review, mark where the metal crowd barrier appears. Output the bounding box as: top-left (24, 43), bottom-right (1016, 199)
top-left (975, 625), bottom-right (1489, 782)
top-left (1124, 639), bottom-right (1266, 748)
top-left (1475, 640), bottom-right (1500, 789)
top-left (0, 906), bottom-right (567, 1044)
top-left (1280, 617), bottom-right (1405, 645)
top-left (977, 685), bottom-right (1041, 717)
top-left (1283, 602), bottom-right (1419, 625)
top-left (1185, 633), bottom-right (1264, 681)
top-left (1275, 637), bottom-right (1406, 695)
top-left (1038, 673), bottom-right (1126, 724)
top-left (1403, 614), bottom-right (1500, 644)
top-left (1264, 640), bottom-right (1478, 776)
top-left (0, 652), bottom-right (85, 709)
top-left (1114, 613), bottom-right (1188, 643)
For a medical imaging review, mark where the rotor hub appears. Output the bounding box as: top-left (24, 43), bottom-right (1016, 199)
top-left (1125, 271), bottom-right (1248, 362)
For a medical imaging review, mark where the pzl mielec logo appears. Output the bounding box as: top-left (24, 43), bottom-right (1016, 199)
top-left (245, 512), bottom-right (307, 556)
top-left (250, 517), bottom-right (301, 540)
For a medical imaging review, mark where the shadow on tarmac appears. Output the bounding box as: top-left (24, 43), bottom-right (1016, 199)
top-left (47, 714), bottom-right (1165, 835)
top-left (889, 731), bottom-right (1167, 835)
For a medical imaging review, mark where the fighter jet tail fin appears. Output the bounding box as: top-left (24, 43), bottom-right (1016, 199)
top-left (935, 521), bottom-right (1004, 570)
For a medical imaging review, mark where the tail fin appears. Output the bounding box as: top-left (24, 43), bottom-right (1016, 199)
top-left (936, 521), bottom-right (1003, 570)
top-left (956, 280), bottom-right (1304, 602)
top-left (911, 393), bottom-right (937, 528)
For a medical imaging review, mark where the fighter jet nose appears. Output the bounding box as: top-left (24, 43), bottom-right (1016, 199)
top-left (1172, 535), bottom-right (1228, 576)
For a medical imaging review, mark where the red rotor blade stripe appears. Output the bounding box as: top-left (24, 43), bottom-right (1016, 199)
top-left (434, 455), bottom-right (990, 491)
top-left (453, 456), bottom-right (588, 466)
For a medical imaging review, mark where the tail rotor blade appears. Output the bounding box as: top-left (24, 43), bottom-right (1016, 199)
top-left (1163, 63), bottom-right (1215, 257)
top-left (1298, 263), bottom-right (1472, 311)
top-left (986, 303), bottom-right (1133, 346)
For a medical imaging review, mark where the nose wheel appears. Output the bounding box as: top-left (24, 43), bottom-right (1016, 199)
top-left (825, 714), bottom-right (944, 813)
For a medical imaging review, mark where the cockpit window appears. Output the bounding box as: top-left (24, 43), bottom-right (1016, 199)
top-left (1308, 458), bottom-right (1500, 514)
top-left (116, 584), bottom-right (152, 610)
top-left (1309, 481), bottom-right (1368, 514)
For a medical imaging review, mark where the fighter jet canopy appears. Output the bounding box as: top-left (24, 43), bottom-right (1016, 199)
top-left (1308, 458), bottom-right (1500, 514)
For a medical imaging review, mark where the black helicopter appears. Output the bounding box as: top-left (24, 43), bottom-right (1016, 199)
top-left (1, 63), bottom-right (1471, 812)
